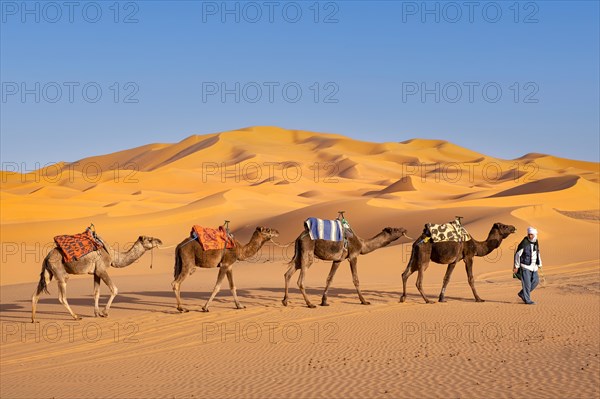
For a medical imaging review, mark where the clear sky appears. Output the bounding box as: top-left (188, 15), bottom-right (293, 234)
top-left (1, 0), bottom-right (599, 167)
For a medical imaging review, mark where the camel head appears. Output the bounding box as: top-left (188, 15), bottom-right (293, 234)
top-left (255, 226), bottom-right (280, 240)
top-left (492, 223), bottom-right (517, 238)
top-left (138, 236), bottom-right (163, 250)
top-left (381, 227), bottom-right (410, 241)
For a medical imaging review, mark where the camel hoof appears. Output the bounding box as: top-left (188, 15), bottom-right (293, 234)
top-left (235, 305), bottom-right (246, 310)
top-left (282, 299), bottom-right (288, 307)
top-left (201, 307), bottom-right (209, 312)
top-left (399, 296), bottom-right (406, 303)
top-left (476, 298), bottom-right (485, 303)
top-left (439, 297), bottom-right (447, 303)
top-left (177, 307), bottom-right (189, 313)
top-left (307, 304), bottom-right (317, 309)
top-left (425, 301), bottom-right (436, 304)
top-left (320, 302), bottom-right (329, 307)
top-left (361, 301), bottom-right (371, 305)
top-left (73, 315), bottom-right (82, 320)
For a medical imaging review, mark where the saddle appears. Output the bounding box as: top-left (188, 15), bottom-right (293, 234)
top-left (54, 228), bottom-right (105, 263)
top-left (425, 218), bottom-right (471, 243)
top-left (191, 225), bottom-right (235, 251)
top-left (304, 217), bottom-right (347, 242)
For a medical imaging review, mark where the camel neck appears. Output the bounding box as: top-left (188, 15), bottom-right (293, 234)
top-left (111, 240), bottom-right (147, 268)
top-left (475, 230), bottom-right (503, 256)
top-left (236, 231), bottom-right (267, 260)
top-left (360, 232), bottom-right (394, 255)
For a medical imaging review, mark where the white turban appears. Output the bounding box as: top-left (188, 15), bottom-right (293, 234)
top-left (527, 227), bottom-right (538, 242)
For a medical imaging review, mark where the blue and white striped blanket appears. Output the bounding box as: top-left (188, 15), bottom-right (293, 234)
top-left (304, 218), bottom-right (344, 241)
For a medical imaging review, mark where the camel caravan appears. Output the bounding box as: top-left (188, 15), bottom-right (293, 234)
top-left (31, 213), bottom-right (516, 321)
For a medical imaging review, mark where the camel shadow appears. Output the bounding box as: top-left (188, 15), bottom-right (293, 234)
top-left (131, 290), bottom-right (211, 299)
top-left (0, 298), bottom-right (63, 320)
top-left (1, 293), bottom-right (185, 322)
top-left (127, 287), bottom-right (370, 309)
top-left (130, 289), bottom-right (266, 310)
top-left (1, 288), bottom-right (276, 322)
top-left (213, 286), bottom-right (405, 307)
top-left (1, 288), bottom-right (513, 322)
top-left (128, 286), bottom-right (414, 308)
top-left (0, 303), bottom-right (23, 312)
top-left (440, 295), bottom-right (513, 304)
top-left (0, 303), bottom-right (29, 320)
top-left (398, 294), bottom-right (514, 305)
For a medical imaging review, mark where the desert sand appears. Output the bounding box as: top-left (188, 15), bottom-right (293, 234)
top-left (1, 126), bottom-right (599, 398)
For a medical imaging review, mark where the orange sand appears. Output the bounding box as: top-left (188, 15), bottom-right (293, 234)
top-left (1, 127), bottom-right (598, 398)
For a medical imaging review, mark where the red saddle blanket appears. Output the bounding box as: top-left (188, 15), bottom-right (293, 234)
top-left (191, 225), bottom-right (235, 251)
top-left (54, 229), bottom-right (104, 263)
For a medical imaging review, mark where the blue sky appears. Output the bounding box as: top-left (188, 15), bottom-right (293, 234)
top-left (1, 0), bottom-right (599, 167)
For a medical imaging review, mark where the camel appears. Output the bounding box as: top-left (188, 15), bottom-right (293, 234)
top-left (400, 222), bottom-right (516, 304)
top-left (32, 235), bottom-right (162, 322)
top-left (172, 226), bottom-right (279, 312)
top-left (282, 226), bottom-right (409, 308)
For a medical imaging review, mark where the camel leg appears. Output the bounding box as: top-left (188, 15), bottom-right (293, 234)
top-left (320, 261), bottom-right (341, 306)
top-left (172, 249), bottom-right (196, 313)
top-left (172, 268), bottom-right (192, 313)
top-left (32, 264), bottom-right (52, 323)
top-left (416, 264), bottom-right (433, 304)
top-left (400, 263), bottom-right (417, 303)
top-left (282, 263), bottom-right (297, 306)
top-left (297, 265), bottom-right (316, 308)
top-left (438, 262), bottom-right (457, 302)
top-left (31, 271), bottom-right (47, 323)
top-left (93, 274), bottom-right (102, 317)
top-left (57, 279), bottom-right (81, 320)
top-left (465, 258), bottom-right (484, 302)
top-left (401, 243), bottom-right (428, 303)
top-left (226, 267), bottom-right (245, 310)
top-left (349, 258), bottom-right (370, 305)
top-left (203, 266), bottom-right (228, 312)
top-left (172, 280), bottom-right (188, 313)
top-left (98, 271), bottom-right (118, 317)
top-left (31, 291), bottom-right (40, 323)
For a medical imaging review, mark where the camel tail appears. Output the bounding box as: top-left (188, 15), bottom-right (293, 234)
top-left (288, 236), bottom-right (304, 270)
top-left (405, 239), bottom-right (421, 272)
top-left (35, 258), bottom-right (52, 295)
top-left (173, 246), bottom-right (183, 279)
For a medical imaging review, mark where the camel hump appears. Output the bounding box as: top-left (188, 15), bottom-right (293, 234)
top-left (304, 218), bottom-right (345, 241)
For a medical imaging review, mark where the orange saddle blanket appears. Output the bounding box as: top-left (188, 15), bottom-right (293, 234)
top-left (54, 229), bottom-right (104, 263)
top-left (191, 225), bottom-right (235, 251)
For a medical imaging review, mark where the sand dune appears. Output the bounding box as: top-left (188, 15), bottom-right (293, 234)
top-left (1, 126), bottom-right (598, 398)
top-left (298, 190), bottom-right (322, 198)
top-left (2, 126), bottom-right (597, 278)
top-left (491, 175), bottom-right (580, 197)
top-left (367, 177), bottom-right (417, 195)
top-left (517, 153), bottom-right (599, 172)
top-left (554, 208), bottom-right (600, 222)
